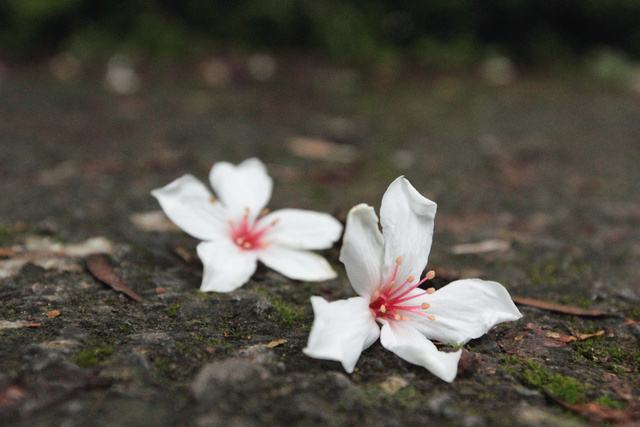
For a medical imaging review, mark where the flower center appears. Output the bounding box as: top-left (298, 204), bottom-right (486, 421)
top-left (229, 208), bottom-right (279, 250)
top-left (369, 256), bottom-right (437, 322)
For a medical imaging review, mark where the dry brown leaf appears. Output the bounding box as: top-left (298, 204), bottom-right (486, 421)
top-left (545, 330), bottom-right (604, 344)
top-left (624, 318), bottom-right (640, 325)
top-left (578, 330), bottom-right (605, 340)
top-left (512, 296), bottom-right (612, 317)
top-left (46, 310), bottom-right (61, 319)
top-left (265, 339), bottom-right (288, 348)
top-left (25, 323), bottom-right (41, 328)
top-left (0, 248), bottom-right (16, 258)
top-left (86, 254), bottom-right (143, 302)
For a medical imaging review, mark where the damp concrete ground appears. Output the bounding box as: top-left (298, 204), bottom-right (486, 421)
top-left (1, 59), bottom-right (639, 425)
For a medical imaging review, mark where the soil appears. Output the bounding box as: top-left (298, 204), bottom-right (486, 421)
top-left (1, 58), bottom-right (639, 426)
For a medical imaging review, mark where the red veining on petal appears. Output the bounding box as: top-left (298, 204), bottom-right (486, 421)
top-left (228, 207), bottom-right (278, 250)
top-left (369, 257), bottom-right (436, 322)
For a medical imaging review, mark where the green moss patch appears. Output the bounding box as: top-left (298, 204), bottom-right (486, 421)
top-left (74, 342), bottom-right (114, 368)
top-left (503, 356), bottom-right (585, 404)
top-left (254, 290), bottom-right (306, 329)
top-left (571, 337), bottom-right (640, 374)
top-left (595, 396), bottom-right (623, 409)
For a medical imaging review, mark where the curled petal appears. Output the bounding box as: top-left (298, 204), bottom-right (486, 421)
top-left (258, 246), bottom-right (337, 281)
top-left (209, 158), bottom-right (273, 221)
top-left (151, 175), bottom-right (229, 241)
top-left (339, 204), bottom-right (384, 299)
top-left (262, 209), bottom-right (343, 250)
top-left (411, 279), bottom-right (522, 345)
top-left (304, 296), bottom-right (380, 373)
top-left (197, 240), bottom-right (258, 292)
top-left (379, 319), bottom-right (461, 383)
top-left (380, 177), bottom-right (436, 286)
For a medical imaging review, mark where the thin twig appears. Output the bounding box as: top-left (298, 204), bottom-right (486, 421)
top-left (512, 296), bottom-right (612, 317)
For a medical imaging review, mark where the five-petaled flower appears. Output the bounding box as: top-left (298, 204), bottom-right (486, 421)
top-left (152, 158), bottom-right (343, 292)
top-left (303, 177), bottom-right (522, 382)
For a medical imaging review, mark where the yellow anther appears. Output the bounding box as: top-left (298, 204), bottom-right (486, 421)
top-left (380, 305), bottom-right (386, 313)
top-left (426, 315), bottom-right (436, 321)
top-left (209, 196), bottom-right (216, 203)
top-left (426, 270), bottom-right (436, 280)
top-left (394, 314), bottom-right (401, 321)
top-left (402, 316), bottom-right (410, 321)
top-left (243, 207), bottom-right (250, 218)
top-left (421, 302), bottom-right (431, 309)
top-left (388, 281), bottom-right (396, 289)
top-left (373, 290), bottom-right (380, 298)
top-left (261, 208), bottom-right (270, 217)
top-left (407, 275), bottom-right (415, 283)
top-left (395, 256), bottom-right (403, 265)
top-left (243, 242), bottom-right (252, 249)
top-left (236, 238), bottom-right (243, 245)
top-left (426, 287), bottom-right (436, 295)
top-left (271, 218), bottom-right (280, 226)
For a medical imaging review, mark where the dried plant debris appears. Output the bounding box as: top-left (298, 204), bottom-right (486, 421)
top-left (450, 239), bottom-right (511, 255)
top-left (129, 211), bottom-right (181, 232)
top-left (86, 254), bottom-right (143, 302)
top-left (288, 137), bottom-right (358, 163)
top-left (265, 339), bottom-right (287, 348)
top-left (0, 236), bottom-right (115, 279)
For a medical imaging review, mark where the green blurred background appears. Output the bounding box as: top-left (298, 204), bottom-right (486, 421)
top-left (1, 0), bottom-right (640, 67)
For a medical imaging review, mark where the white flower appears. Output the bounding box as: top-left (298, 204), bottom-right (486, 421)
top-left (151, 158), bottom-right (343, 292)
top-left (303, 177), bottom-right (522, 382)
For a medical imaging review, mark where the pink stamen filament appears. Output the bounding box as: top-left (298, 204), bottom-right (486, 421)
top-left (369, 257), bottom-right (436, 321)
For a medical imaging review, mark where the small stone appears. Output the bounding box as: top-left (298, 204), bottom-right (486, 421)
top-left (191, 359), bottom-right (269, 409)
top-left (457, 350), bottom-right (481, 377)
top-left (474, 340), bottom-right (500, 354)
top-left (0, 320), bottom-right (24, 329)
top-left (253, 294), bottom-right (275, 316)
top-left (177, 301), bottom-right (209, 320)
top-left (125, 332), bottom-right (170, 345)
top-left (248, 54), bottom-right (277, 82)
top-left (236, 344), bottom-right (279, 369)
top-left (59, 326), bottom-right (91, 342)
top-left (379, 375), bottom-right (409, 395)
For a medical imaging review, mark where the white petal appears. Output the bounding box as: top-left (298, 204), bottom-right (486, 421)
top-left (151, 175), bottom-right (228, 241)
top-left (197, 240), bottom-right (258, 292)
top-left (410, 279), bottom-right (522, 345)
top-left (209, 158), bottom-right (273, 221)
top-left (339, 204), bottom-right (384, 299)
top-left (379, 319), bottom-right (461, 382)
top-left (380, 177), bottom-right (436, 286)
top-left (261, 209), bottom-right (343, 250)
top-left (304, 296), bottom-right (380, 373)
top-left (258, 245), bottom-right (337, 281)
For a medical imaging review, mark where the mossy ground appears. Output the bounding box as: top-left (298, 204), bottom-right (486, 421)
top-left (1, 57), bottom-right (639, 425)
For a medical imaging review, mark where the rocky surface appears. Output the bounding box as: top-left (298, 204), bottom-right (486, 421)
top-left (1, 59), bottom-right (639, 425)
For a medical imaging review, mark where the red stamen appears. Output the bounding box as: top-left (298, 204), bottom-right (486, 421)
top-left (369, 257), bottom-right (436, 322)
top-left (229, 208), bottom-right (279, 251)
